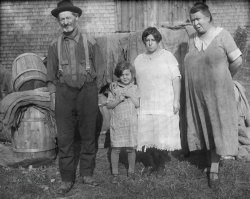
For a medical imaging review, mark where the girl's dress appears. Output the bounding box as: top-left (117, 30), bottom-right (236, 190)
top-left (107, 82), bottom-right (138, 148)
top-left (184, 27), bottom-right (242, 156)
top-left (134, 49), bottom-right (181, 151)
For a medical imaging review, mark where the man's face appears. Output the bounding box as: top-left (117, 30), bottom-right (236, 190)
top-left (58, 11), bottom-right (78, 32)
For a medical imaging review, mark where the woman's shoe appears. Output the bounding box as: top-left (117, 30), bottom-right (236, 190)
top-left (111, 174), bottom-right (119, 184)
top-left (82, 176), bottom-right (100, 187)
top-left (208, 172), bottom-right (220, 190)
top-left (57, 181), bottom-right (74, 195)
top-left (220, 156), bottom-right (235, 167)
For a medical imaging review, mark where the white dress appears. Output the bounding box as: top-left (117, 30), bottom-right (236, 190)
top-left (134, 49), bottom-right (181, 151)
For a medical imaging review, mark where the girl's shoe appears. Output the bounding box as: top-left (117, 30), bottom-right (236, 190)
top-left (111, 175), bottom-right (119, 184)
top-left (127, 172), bottom-right (136, 180)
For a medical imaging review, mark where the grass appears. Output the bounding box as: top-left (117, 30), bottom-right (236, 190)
top-left (0, 148), bottom-right (250, 199)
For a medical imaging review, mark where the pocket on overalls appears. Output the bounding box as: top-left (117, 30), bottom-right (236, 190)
top-left (80, 60), bottom-right (96, 81)
top-left (58, 60), bottom-right (69, 83)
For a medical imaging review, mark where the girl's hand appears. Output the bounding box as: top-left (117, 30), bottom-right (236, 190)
top-left (119, 94), bottom-right (125, 102)
top-left (173, 101), bottom-right (180, 114)
top-left (121, 89), bottom-right (134, 98)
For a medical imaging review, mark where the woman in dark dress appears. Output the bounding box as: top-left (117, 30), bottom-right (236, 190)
top-left (184, 2), bottom-right (242, 188)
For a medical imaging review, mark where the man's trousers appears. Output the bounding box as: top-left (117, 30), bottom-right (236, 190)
top-left (55, 82), bottom-right (98, 182)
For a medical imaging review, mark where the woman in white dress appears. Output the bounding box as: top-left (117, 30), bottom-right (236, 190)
top-left (134, 27), bottom-right (182, 173)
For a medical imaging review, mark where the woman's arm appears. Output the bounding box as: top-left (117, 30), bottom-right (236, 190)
top-left (128, 95), bottom-right (140, 108)
top-left (172, 77), bottom-right (181, 114)
top-left (229, 56), bottom-right (242, 77)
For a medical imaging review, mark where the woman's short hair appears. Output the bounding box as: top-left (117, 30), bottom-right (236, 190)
top-left (114, 61), bottom-right (136, 78)
top-left (142, 27), bottom-right (162, 44)
top-left (189, 2), bottom-right (213, 22)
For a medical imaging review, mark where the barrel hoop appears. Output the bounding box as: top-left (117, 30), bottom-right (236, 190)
top-left (13, 71), bottom-right (47, 91)
top-left (13, 146), bottom-right (56, 153)
top-left (13, 77), bottom-right (47, 91)
top-left (12, 53), bottom-right (42, 63)
top-left (14, 69), bottom-right (47, 80)
top-left (12, 53), bottom-right (47, 90)
top-left (20, 119), bottom-right (46, 122)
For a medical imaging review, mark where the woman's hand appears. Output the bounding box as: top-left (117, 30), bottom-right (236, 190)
top-left (172, 77), bottom-right (181, 114)
top-left (173, 101), bottom-right (180, 114)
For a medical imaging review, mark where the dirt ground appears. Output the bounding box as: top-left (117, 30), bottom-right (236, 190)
top-left (1, 144), bottom-right (250, 199)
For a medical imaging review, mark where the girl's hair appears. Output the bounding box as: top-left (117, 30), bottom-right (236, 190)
top-left (190, 2), bottom-right (213, 22)
top-left (114, 61), bottom-right (135, 78)
top-left (142, 27), bottom-right (162, 44)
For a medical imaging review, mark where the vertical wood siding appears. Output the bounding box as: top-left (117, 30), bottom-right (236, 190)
top-left (115, 0), bottom-right (198, 32)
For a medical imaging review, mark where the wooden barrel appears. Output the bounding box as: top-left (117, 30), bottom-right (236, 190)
top-left (11, 107), bottom-right (57, 160)
top-left (18, 80), bottom-right (47, 92)
top-left (12, 53), bottom-right (47, 92)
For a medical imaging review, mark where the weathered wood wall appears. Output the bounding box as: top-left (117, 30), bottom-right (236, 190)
top-left (116, 0), bottom-right (195, 32)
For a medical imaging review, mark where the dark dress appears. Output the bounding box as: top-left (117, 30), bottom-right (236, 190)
top-left (184, 28), bottom-right (240, 156)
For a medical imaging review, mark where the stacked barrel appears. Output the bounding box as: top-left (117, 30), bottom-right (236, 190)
top-left (10, 53), bottom-right (57, 160)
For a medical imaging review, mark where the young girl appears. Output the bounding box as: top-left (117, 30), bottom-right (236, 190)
top-left (106, 61), bottom-right (139, 184)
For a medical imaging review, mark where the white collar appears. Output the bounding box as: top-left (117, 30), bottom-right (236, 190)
top-left (194, 27), bottom-right (223, 51)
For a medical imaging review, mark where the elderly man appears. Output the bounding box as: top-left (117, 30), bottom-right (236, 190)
top-left (47, 0), bottom-right (102, 194)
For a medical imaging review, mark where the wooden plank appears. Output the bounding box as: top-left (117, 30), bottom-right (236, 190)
top-left (143, 0), bottom-right (148, 29)
top-left (121, 1), bottom-right (129, 31)
top-left (156, 0), bottom-right (160, 27)
top-left (170, 0), bottom-right (174, 25)
top-left (160, 0), bottom-right (169, 26)
top-left (116, 0), bottom-right (122, 31)
top-left (129, 0), bottom-right (135, 31)
top-left (135, 0), bottom-right (144, 31)
top-left (147, 0), bottom-right (158, 27)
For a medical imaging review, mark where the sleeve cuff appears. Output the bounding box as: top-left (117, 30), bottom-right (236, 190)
top-left (173, 75), bottom-right (181, 80)
top-left (228, 48), bottom-right (242, 62)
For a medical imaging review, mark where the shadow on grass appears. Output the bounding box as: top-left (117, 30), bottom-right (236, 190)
top-left (178, 150), bottom-right (209, 170)
top-left (102, 129), bottom-right (209, 172)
